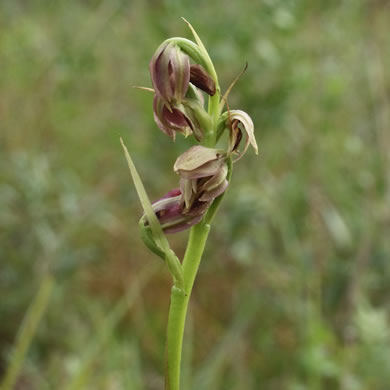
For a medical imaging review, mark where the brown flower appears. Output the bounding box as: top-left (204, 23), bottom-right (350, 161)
top-left (174, 146), bottom-right (229, 215)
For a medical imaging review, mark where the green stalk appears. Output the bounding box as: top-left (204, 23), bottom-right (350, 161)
top-left (203, 93), bottom-right (221, 147)
top-left (164, 154), bottom-right (229, 390)
top-left (165, 222), bottom-right (211, 390)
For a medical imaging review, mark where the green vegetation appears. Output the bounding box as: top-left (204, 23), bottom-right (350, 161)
top-left (1, 1), bottom-right (390, 389)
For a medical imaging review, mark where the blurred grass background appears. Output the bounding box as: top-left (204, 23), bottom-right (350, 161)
top-left (1, 0), bottom-right (390, 389)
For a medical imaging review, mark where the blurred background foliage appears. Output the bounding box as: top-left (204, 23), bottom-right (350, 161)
top-left (1, 0), bottom-right (390, 389)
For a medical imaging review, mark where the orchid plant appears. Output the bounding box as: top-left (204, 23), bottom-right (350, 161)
top-left (121, 19), bottom-right (258, 390)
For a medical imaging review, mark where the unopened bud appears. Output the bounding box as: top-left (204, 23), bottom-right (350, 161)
top-left (190, 64), bottom-right (216, 96)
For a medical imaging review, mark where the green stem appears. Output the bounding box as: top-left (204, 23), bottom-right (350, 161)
top-left (202, 92), bottom-right (221, 147)
top-left (164, 222), bottom-right (211, 390)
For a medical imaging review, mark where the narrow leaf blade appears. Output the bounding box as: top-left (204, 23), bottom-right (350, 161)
top-left (120, 138), bottom-right (165, 248)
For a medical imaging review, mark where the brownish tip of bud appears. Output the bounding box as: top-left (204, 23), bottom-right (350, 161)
top-left (190, 64), bottom-right (216, 96)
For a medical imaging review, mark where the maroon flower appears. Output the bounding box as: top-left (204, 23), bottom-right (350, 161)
top-left (150, 42), bottom-right (190, 105)
top-left (140, 188), bottom-right (203, 234)
top-left (141, 145), bottom-right (229, 234)
top-left (150, 43), bottom-right (215, 141)
top-left (153, 96), bottom-right (192, 140)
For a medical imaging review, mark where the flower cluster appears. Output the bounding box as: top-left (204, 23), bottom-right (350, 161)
top-left (141, 33), bottom-right (258, 234)
top-left (150, 42), bottom-right (215, 142)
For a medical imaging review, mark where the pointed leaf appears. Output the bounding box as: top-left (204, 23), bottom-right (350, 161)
top-left (120, 138), bottom-right (166, 250)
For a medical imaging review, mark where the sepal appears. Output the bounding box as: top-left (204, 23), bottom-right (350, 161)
top-left (217, 110), bottom-right (258, 160)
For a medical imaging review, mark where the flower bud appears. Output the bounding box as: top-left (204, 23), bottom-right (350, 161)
top-left (150, 42), bottom-right (190, 105)
top-left (189, 64), bottom-right (216, 96)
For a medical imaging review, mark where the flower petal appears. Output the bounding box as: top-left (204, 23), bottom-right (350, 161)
top-left (150, 42), bottom-right (190, 105)
top-left (200, 164), bottom-right (228, 191)
top-left (150, 42), bottom-right (172, 103)
top-left (179, 178), bottom-right (194, 210)
top-left (163, 214), bottom-right (203, 234)
top-left (228, 110), bottom-right (258, 157)
top-left (199, 179), bottom-right (229, 201)
top-left (182, 198), bottom-right (211, 217)
top-left (174, 145), bottom-right (220, 172)
top-left (153, 96), bottom-right (192, 139)
top-left (141, 188), bottom-right (204, 234)
top-left (176, 159), bottom-right (225, 180)
top-left (170, 46), bottom-right (190, 103)
top-left (190, 64), bottom-right (216, 96)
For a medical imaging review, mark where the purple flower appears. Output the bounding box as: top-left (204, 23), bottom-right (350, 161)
top-left (150, 42), bottom-right (190, 105)
top-left (150, 43), bottom-right (215, 141)
top-left (153, 95), bottom-right (208, 141)
top-left (141, 188), bottom-right (203, 234)
top-left (141, 146), bottom-right (229, 233)
top-left (153, 96), bottom-right (192, 140)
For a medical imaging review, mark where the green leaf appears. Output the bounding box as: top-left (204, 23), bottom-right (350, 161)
top-left (120, 138), bottom-right (166, 250)
top-left (120, 138), bottom-right (184, 289)
top-left (139, 222), bottom-right (167, 261)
